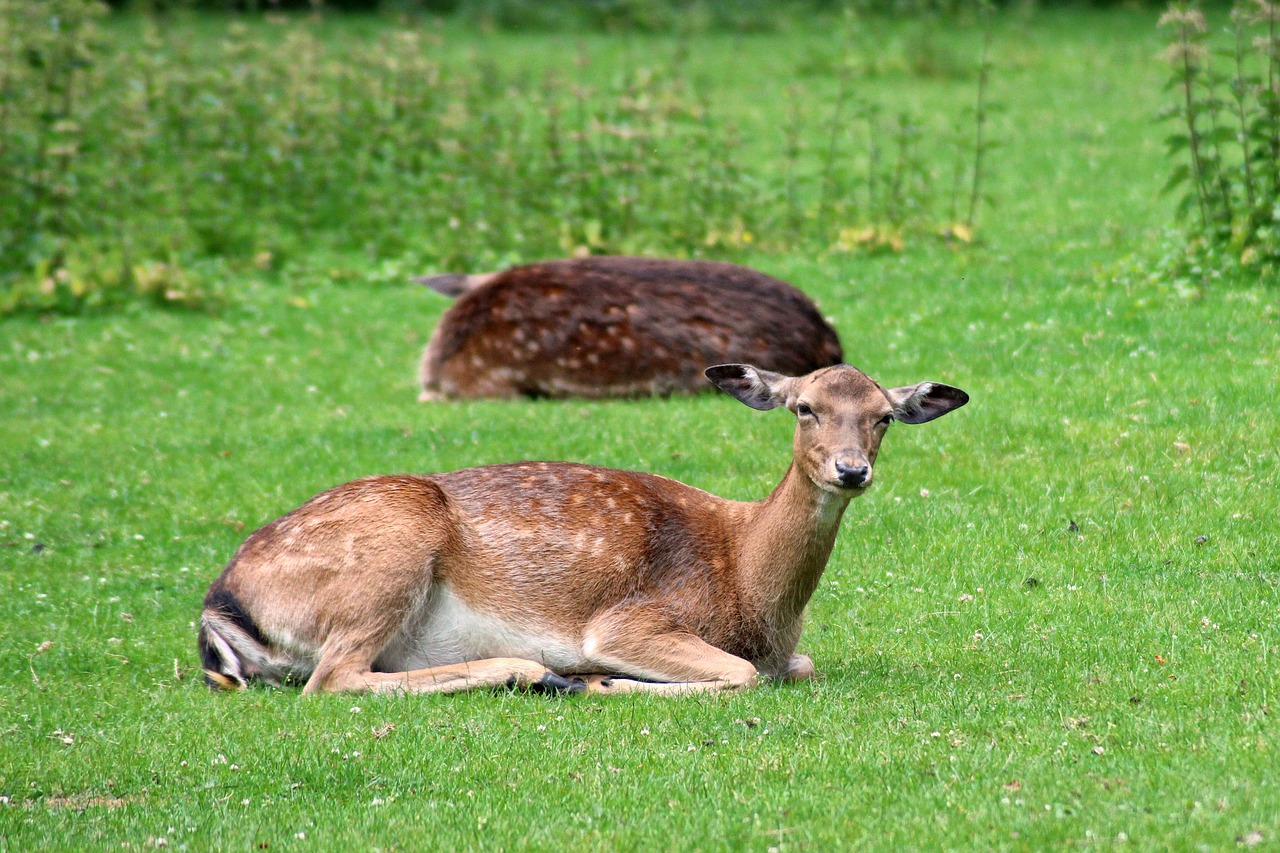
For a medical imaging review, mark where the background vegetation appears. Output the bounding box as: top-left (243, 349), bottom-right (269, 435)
top-left (1157, 2), bottom-right (1280, 274)
top-left (2, 2), bottom-right (1278, 851)
top-left (1, 0), bottom-right (996, 314)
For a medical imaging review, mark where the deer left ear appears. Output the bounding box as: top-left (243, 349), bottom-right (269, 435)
top-left (886, 382), bottom-right (969, 424)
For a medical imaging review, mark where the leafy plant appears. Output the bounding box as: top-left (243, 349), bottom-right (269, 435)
top-left (1158, 1), bottom-right (1280, 275)
top-left (0, 6), bottom-right (997, 314)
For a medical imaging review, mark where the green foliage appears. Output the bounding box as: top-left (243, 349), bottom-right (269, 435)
top-left (108, 0), bottom-right (999, 26)
top-left (0, 5), bottom-right (995, 314)
top-left (454, 0), bottom-right (794, 33)
top-left (1157, 1), bottom-right (1280, 278)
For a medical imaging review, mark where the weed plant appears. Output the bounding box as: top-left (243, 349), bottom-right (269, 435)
top-left (453, 0), bottom-right (794, 34)
top-left (0, 3), bottom-right (995, 314)
top-left (1158, 1), bottom-right (1280, 278)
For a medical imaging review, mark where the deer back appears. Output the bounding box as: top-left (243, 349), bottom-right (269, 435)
top-left (427, 462), bottom-right (767, 648)
top-left (419, 256), bottom-right (843, 399)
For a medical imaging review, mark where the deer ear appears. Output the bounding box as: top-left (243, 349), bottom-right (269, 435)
top-left (886, 382), bottom-right (969, 424)
top-left (410, 273), bottom-right (469, 297)
top-left (705, 364), bottom-right (794, 411)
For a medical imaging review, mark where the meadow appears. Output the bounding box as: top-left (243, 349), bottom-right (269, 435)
top-left (2, 5), bottom-right (1279, 851)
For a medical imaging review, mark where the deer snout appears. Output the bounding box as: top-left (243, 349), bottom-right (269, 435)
top-left (834, 459), bottom-right (872, 489)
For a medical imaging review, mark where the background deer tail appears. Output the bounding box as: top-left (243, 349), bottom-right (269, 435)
top-left (411, 272), bottom-right (496, 297)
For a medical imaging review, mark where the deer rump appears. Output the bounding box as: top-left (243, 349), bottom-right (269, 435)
top-left (418, 257), bottom-right (844, 400)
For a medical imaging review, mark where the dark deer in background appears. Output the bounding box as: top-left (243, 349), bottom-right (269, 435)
top-left (199, 362), bottom-right (968, 696)
top-left (414, 256), bottom-right (844, 400)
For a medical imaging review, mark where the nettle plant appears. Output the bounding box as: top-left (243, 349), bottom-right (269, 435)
top-left (0, 6), bottom-right (997, 314)
top-left (1158, 1), bottom-right (1280, 274)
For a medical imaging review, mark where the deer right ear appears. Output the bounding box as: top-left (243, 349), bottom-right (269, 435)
top-left (705, 364), bottom-right (793, 411)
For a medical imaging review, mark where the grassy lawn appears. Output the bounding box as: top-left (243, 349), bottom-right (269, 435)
top-left (2, 7), bottom-right (1279, 851)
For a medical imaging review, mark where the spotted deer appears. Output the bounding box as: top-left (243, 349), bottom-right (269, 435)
top-left (199, 363), bottom-right (967, 696)
top-left (414, 256), bottom-right (843, 401)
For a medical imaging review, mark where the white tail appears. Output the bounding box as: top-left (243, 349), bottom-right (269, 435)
top-left (199, 362), bottom-right (967, 696)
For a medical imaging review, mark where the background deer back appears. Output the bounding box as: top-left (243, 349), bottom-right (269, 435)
top-left (416, 256), bottom-right (844, 400)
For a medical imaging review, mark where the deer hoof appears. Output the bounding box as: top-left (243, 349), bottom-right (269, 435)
top-left (528, 672), bottom-right (586, 695)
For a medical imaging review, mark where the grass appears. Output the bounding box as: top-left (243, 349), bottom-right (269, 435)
top-left (2, 6), bottom-right (1279, 851)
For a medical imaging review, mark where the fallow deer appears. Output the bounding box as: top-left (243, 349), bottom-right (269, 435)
top-left (414, 256), bottom-right (843, 400)
top-left (199, 363), bottom-right (967, 696)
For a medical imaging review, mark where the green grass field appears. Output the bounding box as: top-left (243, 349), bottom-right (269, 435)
top-left (3, 6), bottom-right (1279, 850)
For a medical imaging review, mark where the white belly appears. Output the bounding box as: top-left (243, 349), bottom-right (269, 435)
top-left (375, 584), bottom-right (586, 673)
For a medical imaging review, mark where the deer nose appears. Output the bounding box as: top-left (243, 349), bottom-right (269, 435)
top-left (835, 462), bottom-right (871, 488)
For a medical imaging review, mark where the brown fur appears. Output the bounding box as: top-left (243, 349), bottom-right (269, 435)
top-left (199, 363), bottom-right (968, 696)
top-left (417, 256), bottom-right (844, 400)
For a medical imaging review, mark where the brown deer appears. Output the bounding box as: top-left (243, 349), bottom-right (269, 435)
top-left (414, 256), bottom-right (843, 400)
top-left (199, 363), bottom-right (967, 696)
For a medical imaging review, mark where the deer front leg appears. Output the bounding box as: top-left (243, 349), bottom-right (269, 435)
top-left (305, 654), bottom-right (584, 696)
top-left (777, 653), bottom-right (816, 682)
top-left (578, 608), bottom-right (761, 695)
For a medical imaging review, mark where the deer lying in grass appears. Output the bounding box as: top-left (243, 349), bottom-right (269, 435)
top-left (414, 256), bottom-right (843, 400)
top-left (199, 363), bottom-right (967, 695)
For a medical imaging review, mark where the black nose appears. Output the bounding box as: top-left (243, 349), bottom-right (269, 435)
top-left (835, 462), bottom-right (870, 487)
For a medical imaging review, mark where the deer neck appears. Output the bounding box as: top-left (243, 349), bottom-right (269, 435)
top-left (736, 462), bottom-right (853, 623)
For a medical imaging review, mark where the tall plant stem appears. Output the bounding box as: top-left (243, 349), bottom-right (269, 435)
top-left (1268, 8), bottom-right (1280, 198)
top-left (0, 2), bottom-right (16, 169)
top-left (889, 113), bottom-right (911, 224)
top-left (1178, 22), bottom-right (1212, 230)
top-left (817, 61), bottom-right (854, 228)
top-left (1231, 12), bottom-right (1258, 213)
top-left (966, 21), bottom-right (992, 227)
top-left (865, 107), bottom-right (882, 222)
top-left (947, 119), bottom-right (966, 224)
top-left (782, 90), bottom-right (804, 238)
top-left (1202, 83), bottom-right (1237, 229)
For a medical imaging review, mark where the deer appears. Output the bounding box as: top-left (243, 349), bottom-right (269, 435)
top-left (414, 256), bottom-right (843, 401)
top-left (198, 362), bottom-right (968, 696)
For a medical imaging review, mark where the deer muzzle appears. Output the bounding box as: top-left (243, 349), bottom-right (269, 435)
top-left (833, 458), bottom-right (872, 489)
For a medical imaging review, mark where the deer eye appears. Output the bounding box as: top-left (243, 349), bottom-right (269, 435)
top-left (877, 413), bottom-right (893, 427)
top-left (796, 402), bottom-right (815, 419)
